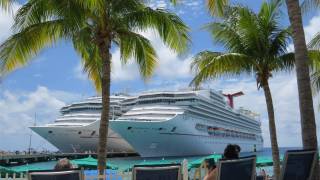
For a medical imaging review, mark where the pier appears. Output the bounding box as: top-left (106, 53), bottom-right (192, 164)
top-left (0, 152), bottom-right (138, 166)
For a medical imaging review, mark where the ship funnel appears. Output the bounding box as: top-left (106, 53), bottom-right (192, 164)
top-left (223, 91), bottom-right (244, 108)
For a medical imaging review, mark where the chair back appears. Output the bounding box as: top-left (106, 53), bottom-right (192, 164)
top-left (281, 149), bottom-right (317, 180)
top-left (28, 169), bottom-right (83, 180)
top-left (217, 156), bottom-right (256, 180)
top-left (132, 163), bottom-right (181, 180)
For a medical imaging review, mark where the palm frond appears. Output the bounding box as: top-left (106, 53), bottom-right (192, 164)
top-left (207, 0), bottom-right (229, 16)
top-left (13, 0), bottom-right (85, 32)
top-left (308, 32), bottom-right (320, 50)
top-left (115, 30), bottom-right (157, 79)
top-left (72, 27), bottom-right (102, 91)
top-left (0, 0), bottom-right (15, 11)
top-left (190, 51), bottom-right (253, 87)
top-left (123, 7), bottom-right (190, 54)
top-left (275, 53), bottom-right (295, 72)
top-left (0, 20), bottom-right (70, 74)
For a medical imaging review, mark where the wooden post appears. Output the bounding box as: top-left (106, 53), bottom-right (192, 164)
top-left (182, 159), bottom-right (188, 180)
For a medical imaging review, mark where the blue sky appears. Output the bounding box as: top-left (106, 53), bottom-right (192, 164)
top-left (0, 0), bottom-right (320, 151)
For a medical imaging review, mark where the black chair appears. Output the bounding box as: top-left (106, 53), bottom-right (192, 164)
top-left (216, 156), bottom-right (256, 180)
top-left (280, 149), bottom-right (317, 180)
top-left (132, 163), bottom-right (181, 180)
top-left (28, 169), bottom-right (84, 180)
top-left (256, 175), bottom-right (265, 180)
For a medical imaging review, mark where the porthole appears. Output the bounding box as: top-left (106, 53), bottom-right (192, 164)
top-left (78, 131), bottom-right (82, 135)
top-left (48, 131), bottom-right (52, 134)
top-left (127, 127), bottom-right (132, 130)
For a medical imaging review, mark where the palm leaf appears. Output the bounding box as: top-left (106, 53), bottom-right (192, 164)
top-left (207, 0), bottom-right (229, 16)
top-left (115, 30), bottom-right (157, 79)
top-left (72, 27), bottom-right (102, 91)
top-left (123, 7), bottom-right (190, 54)
top-left (190, 51), bottom-right (253, 87)
top-left (0, 20), bottom-right (71, 74)
top-left (0, 0), bottom-right (15, 11)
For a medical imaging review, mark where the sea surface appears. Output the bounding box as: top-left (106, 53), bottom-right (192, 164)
top-left (4, 147), bottom-right (300, 177)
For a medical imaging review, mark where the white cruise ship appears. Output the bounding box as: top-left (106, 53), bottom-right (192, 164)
top-left (111, 89), bottom-right (263, 157)
top-left (30, 95), bottom-right (135, 153)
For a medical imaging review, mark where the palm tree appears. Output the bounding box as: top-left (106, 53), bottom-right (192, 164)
top-left (0, 0), bottom-right (189, 178)
top-left (200, 0), bottom-right (319, 179)
top-left (190, 2), bottom-right (293, 179)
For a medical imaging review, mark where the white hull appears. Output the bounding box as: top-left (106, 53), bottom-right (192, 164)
top-left (31, 120), bottom-right (135, 153)
top-left (111, 114), bottom-right (263, 157)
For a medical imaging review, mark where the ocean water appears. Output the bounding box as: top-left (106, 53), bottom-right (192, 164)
top-left (5, 147), bottom-right (301, 177)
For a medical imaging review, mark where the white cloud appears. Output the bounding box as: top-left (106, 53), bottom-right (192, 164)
top-left (0, 3), bottom-right (21, 43)
top-left (304, 13), bottom-right (320, 43)
top-left (0, 86), bottom-right (80, 151)
top-left (73, 62), bottom-right (88, 81)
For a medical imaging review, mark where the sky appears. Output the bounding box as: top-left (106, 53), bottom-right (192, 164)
top-left (0, 0), bottom-right (320, 151)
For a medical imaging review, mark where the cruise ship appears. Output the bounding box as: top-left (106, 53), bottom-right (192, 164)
top-left (30, 95), bottom-right (135, 153)
top-left (111, 89), bottom-right (263, 157)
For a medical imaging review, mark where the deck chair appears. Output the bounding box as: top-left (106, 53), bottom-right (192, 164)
top-left (28, 169), bottom-right (84, 180)
top-left (280, 149), bottom-right (317, 180)
top-left (216, 156), bottom-right (256, 180)
top-left (132, 163), bottom-right (181, 180)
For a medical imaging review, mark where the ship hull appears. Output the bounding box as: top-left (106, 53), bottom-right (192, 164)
top-left (30, 120), bottom-right (135, 153)
top-left (111, 114), bottom-right (263, 157)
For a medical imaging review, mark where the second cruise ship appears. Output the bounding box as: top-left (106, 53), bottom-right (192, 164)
top-left (111, 89), bottom-right (263, 157)
top-left (30, 95), bottom-right (134, 153)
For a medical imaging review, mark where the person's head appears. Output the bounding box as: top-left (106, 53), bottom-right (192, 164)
top-left (54, 158), bottom-right (73, 170)
top-left (205, 158), bottom-right (216, 170)
top-left (223, 144), bottom-right (241, 160)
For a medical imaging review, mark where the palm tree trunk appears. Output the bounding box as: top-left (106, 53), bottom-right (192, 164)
top-left (96, 35), bottom-right (112, 180)
top-left (262, 82), bottom-right (281, 180)
top-left (285, 1), bottom-right (319, 179)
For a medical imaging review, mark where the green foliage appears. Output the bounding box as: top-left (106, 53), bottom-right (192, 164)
top-left (191, 1), bottom-right (295, 88)
top-left (0, 0), bottom-right (190, 91)
top-left (0, 0), bottom-right (14, 11)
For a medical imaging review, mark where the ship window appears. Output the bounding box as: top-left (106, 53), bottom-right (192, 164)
top-left (158, 128), bottom-right (163, 131)
top-left (127, 127), bottom-right (132, 130)
top-left (91, 131), bottom-right (96, 136)
top-left (48, 131), bottom-right (52, 134)
top-left (78, 131), bottom-right (82, 135)
top-left (171, 127), bottom-right (177, 132)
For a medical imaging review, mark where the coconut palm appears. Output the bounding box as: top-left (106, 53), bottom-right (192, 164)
top-left (284, 4), bottom-right (319, 179)
top-left (0, 0), bottom-right (189, 178)
top-left (201, 0), bottom-right (319, 179)
top-left (190, 2), bottom-right (293, 179)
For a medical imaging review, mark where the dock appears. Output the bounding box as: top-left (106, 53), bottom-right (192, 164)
top-left (0, 152), bottom-right (138, 166)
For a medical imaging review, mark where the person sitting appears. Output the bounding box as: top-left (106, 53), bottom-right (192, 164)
top-left (222, 144), bottom-right (241, 160)
top-left (204, 144), bottom-right (241, 180)
top-left (54, 158), bottom-right (74, 170)
top-left (203, 158), bottom-right (217, 180)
